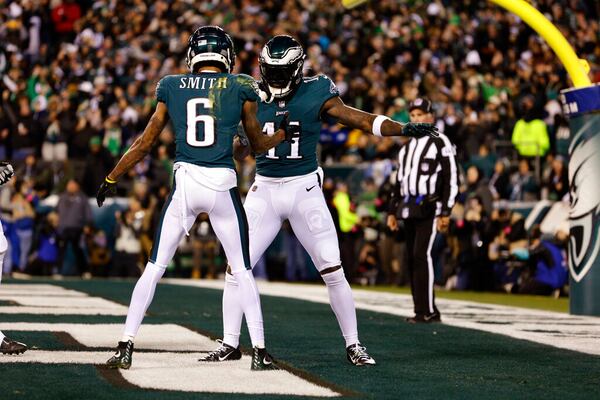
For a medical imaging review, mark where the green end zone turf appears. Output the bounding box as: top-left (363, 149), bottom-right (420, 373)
top-left (1, 280), bottom-right (598, 399)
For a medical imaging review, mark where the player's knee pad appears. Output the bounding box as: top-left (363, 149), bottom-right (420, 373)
top-left (143, 262), bottom-right (166, 281)
top-left (312, 239), bottom-right (341, 270)
top-left (0, 234), bottom-right (7, 255)
top-left (321, 266), bottom-right (346, 287)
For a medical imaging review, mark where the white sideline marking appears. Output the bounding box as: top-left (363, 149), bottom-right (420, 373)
top-left (0, 286), bottom-right (340, 397)
top-left (0, 323), bottom-right (216, 351)
top-left (0, 350), bottom-right (338, 397)
top-left (165, 279), bottom-right (600, 356)
top-left (0, 284), bottom-right (128, 315)
top-left (0, 284), bottom-right (87, 296)
top-left (123, 353), bottom-right (337, 396)
top-left (0, 307), bottom-right (128, 315)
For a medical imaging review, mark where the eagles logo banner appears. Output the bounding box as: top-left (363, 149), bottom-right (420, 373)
top-left (561, 84), bottom-right (600, 316)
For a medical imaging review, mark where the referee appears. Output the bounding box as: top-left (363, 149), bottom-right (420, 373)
top-left (387, 97), bottom-right (458, 323)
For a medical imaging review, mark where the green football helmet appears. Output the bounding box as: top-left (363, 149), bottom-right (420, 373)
top-left (186, 26), bottom-right (236, 73)
top-left (259, 35), bottom-right (305, 99)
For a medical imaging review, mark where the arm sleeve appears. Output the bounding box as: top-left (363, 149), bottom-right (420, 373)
top-left (237, 74), bottom-right (261, 103)
top-left (155, 77), bottom-right (168, 104)
top-left (437, 136), bottom-right (459, 216)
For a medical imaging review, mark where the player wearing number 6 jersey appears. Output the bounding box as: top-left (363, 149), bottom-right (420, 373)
top-left (205, 35), bottom-right (438, 366)
top-left (96, 26), bottom-right (292, 370)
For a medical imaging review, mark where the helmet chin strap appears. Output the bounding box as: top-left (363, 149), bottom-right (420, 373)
top-left (269, 81), bottom-right (293, 99)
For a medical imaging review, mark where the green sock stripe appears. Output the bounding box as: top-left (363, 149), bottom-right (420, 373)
top-left (229, 187), bottom-right (251, 270)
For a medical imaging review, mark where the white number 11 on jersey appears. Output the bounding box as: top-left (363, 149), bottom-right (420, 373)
top-left (262, 121), bottom-right (302, 160)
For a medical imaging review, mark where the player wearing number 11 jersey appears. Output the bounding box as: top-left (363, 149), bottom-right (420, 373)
top-left (208, 35), bottom-right (438, 366)
top-left (96, 26), bottom-right (293, 370)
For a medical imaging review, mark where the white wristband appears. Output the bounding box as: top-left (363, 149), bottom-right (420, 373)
top-left (372, 115), bottom-right (390, 137)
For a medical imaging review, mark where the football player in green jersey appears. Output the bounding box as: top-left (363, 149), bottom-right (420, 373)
top-left (208, 35), bottom-right (438, 366)
top-left (97, 26), bottom-right (293, 370)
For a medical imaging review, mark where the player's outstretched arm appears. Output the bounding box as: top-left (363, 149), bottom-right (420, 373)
top-left (107, 102), bottom-right (169, 181)
top-left (241, 101), bottom-right (290, 154)
top-left (322, 97), bottom-right (438, 138)
top-left (97, 102), bottom-right (169, 207)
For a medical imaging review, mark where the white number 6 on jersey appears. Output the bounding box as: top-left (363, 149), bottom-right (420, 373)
top-left (186, 98), bottom-right (215, 147)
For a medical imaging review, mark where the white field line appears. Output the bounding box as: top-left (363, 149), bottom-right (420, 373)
top-left (0, 287), bottom-right (340, 397)
top-left (0, 349), bottom-right (338, 397)
top-left (0, 284), bottom-right (128, 315)
top-left (164, 279), bottom-right (600, 356)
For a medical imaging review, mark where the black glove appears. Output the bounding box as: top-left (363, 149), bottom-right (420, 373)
top-left (402, 122), bottom-right (439, 138)
top-left (96, 177), bottom-right (117, 207)
top-left (0, 161), bottom-right (14, 186)
top-left (278, 112), bottom-right (300, 143)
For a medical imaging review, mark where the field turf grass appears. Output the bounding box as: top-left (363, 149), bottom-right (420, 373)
top-left (0, 279), bottom-right (597, 399)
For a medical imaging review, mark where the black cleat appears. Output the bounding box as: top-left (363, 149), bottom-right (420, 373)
top-left (406, 311), bottom-right (442, 324)
top-left (0, 337), bottom-right (28, 355)
top-left (251, 347), bottom-right (278, 371)
top-left (346, 343), bottom-right (376, 366)
top-left (199, 340), bottom-right (242, 362)
top-left (106, 340), bottom-right (134, 369)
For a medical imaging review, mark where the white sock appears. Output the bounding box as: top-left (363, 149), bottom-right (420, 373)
top-left (121, 335), bottom-right (135, 343)
top-left (232, 269), bottom-right (264, 348)
top-left (123, 262), bottom-right (165, 340)
top-left (322, 268), bottom-right (359, 347)
top-left (222, 272), bottom-right (243, 348)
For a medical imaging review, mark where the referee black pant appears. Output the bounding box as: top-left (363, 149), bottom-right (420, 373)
top-left (404, 216), bottom-right (439, 316)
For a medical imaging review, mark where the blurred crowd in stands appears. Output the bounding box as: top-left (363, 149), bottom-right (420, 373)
top-left (1, 0), bottom-right (597, 295)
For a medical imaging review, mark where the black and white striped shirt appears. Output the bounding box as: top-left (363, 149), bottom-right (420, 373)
top-left (390, 132), bottom-right (459, 217)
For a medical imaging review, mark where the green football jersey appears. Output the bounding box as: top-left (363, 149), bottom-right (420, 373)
top-left (255, 74), bottom-right (339, 178)
top-left (156, 72), bottom-right (261, 169)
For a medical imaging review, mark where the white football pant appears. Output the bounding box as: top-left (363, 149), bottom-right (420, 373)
top-left (122, 163), bottom-right (265, 347)
top-left (223, 169), bottom-right (359, 348)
